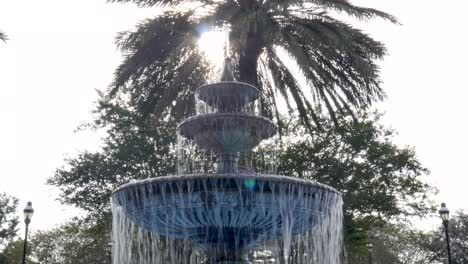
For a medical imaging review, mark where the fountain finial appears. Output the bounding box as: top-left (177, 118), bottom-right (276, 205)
top-left (223, 23), bottom-right (230, 58)
top-left (221, 24), bottom-right (234, 82)
top-left (221, 57), bottom-right (235, 81)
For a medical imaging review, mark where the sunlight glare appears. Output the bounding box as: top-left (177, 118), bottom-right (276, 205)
top-left (198, 30), bottom-right (226, 67)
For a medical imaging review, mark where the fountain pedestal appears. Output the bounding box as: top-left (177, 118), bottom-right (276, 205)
top-left (216, 153), bottom-right (239, 174)
top-left (206, 246), bottom-right (250, 264)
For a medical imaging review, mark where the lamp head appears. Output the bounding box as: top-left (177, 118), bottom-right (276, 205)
top-left (438, 202), bottom-right (450, 221)
top-left (23, 201), bottom-right (34, 224)
top-left (366, 241), bottom-right (373, 250)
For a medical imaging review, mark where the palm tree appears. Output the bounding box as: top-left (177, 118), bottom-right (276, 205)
top-left (108, 0), bottom-right (397, 130)
top-left (0, 31), bottom-right (7, 42)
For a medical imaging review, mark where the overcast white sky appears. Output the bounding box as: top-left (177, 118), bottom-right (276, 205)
top-left (1, 0), bottom-right (467, 234)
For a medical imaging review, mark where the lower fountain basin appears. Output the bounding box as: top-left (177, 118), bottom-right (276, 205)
top-left (112, 174), bottom-right (341, 256)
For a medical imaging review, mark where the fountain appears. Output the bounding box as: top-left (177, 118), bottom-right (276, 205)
top-left (111, 59), bottom-right (343, 263)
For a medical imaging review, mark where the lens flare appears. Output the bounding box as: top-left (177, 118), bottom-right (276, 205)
top-left (244, 178), bottom-right (257, 190)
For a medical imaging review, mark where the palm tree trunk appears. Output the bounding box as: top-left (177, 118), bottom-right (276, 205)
top-left (238, 32), bottom-right (263, 85)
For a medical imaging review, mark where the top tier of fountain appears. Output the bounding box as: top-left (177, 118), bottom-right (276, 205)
top-left (194, 58), bottom-right (259, 115)
top-left (177, 59), bottom-right (277, 173)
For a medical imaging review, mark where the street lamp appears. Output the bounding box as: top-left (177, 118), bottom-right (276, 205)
top-left (108, 241), bottom-right (113, 264)
top-left (22, 201), bottom-right (34, 264)
top-left (439, 202), bottom-right (452, 264)
top-left (366, 241), bottom-right (373, 264)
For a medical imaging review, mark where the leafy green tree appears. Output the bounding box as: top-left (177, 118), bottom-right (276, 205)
top-left (28, 219), bottom-right (110, 264)
top-left (0, 193), bottom-right (19, 248)
top-left (0, 239), bottom-right (31, 264)
top-left (348, 212), bottom-right (468, 264)
top-left (106, 0), bottom-right (397, 128)
top-left (349, 224), bottom-right (436, 264)
top-left (276, 111), bottom-right (436, 257)
top-left (1, 219), bottom-right (111, 264)
top-left (48, 95), bottom-right (176, 216)
top-left (278, 112), bottom-right (435, 219)
top-left (423, 211), bottom-right (468, 263)
top-left (347, 211), bottom-right (468, 264)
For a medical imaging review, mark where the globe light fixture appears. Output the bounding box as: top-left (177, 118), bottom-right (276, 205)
top-left (22, 201), bottom-right (34, 264)
top-left (23, 202), bottom-right (34, 223)
top-left (439, 202), bottom-right (450, 221)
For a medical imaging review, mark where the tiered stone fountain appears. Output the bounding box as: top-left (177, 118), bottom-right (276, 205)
top-left (111, 60), bottom-right (343, 263)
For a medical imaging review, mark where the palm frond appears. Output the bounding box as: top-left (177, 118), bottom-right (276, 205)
top-left (264, 0), bottom-right (398, 23)
top-left (313, 0), bottom-right (398, 23)
top-left (211, 0), bottom-right (241, 23)
top-left (106, 0), bottom-right (216, 7)
top-left (0, 31), bottom-right (7, 42)
top-left (107, 0), bottom-right (396, 130)
top-left (111, 12), bottom-right (211, 121)
top-left (257, 59), bottom-right (285, 135)
top-left (265, 49), bottom-right (319, 132)
top-left (243, 10), bottom-right (386, 128)
top-left (273, 13), bottom-right (386, 107)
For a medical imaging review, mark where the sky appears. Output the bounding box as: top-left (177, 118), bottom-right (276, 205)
top-left (1, 0), bottom-right (467, 235)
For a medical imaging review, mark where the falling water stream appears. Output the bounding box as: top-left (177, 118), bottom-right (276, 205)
top-left (111, 62), bottom-right (344, 263)
top-left (112, 175), bottom-right (343, 263)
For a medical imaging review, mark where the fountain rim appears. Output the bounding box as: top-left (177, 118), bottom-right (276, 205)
top-left (112, 173), bottom-right (341, 196)
top-left (176, 112), bottom-right (277, 132)
top-left (195, 81), bottom-right (260, 94)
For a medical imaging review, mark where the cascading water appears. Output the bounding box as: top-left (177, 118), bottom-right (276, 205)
top-left (111, 59), bottom-right (344, 263)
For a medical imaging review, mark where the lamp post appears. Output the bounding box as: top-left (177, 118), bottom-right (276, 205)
top-left (108, 241), bottom-right (113, 264)
top-left (22, 201), bottom-right (34, 264)
top-left (366, 241), bottom-right (373, 264)
top-left (439, 202), bottom-right (452, 264)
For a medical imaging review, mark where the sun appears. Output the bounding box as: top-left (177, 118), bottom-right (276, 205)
top-left (198, 30), bottom-right (227, 67)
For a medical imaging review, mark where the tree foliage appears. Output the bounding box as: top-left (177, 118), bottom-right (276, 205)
top-left (0, 193), bottom-right (19, 249)
top-left (348, 212), bottom-right (468, 264)
top-left (275, 111), bottom-right (436, 256)
top-left (426, 211), bottom-right (468, 263)
top-left (29, 219), bottom-right (111, 264)
top-left (359, 224), bottom-right (434, 264)
top-left (0, 219), bottom-right (111, 264)
top-left (48, 95), bottom-right (176, 216)
top-left (0, 239), bottom-right (25, 264)
top-left (278, 112), bottom-right (435, 221)
top-left (106, 0), bottom-right (397, 129)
